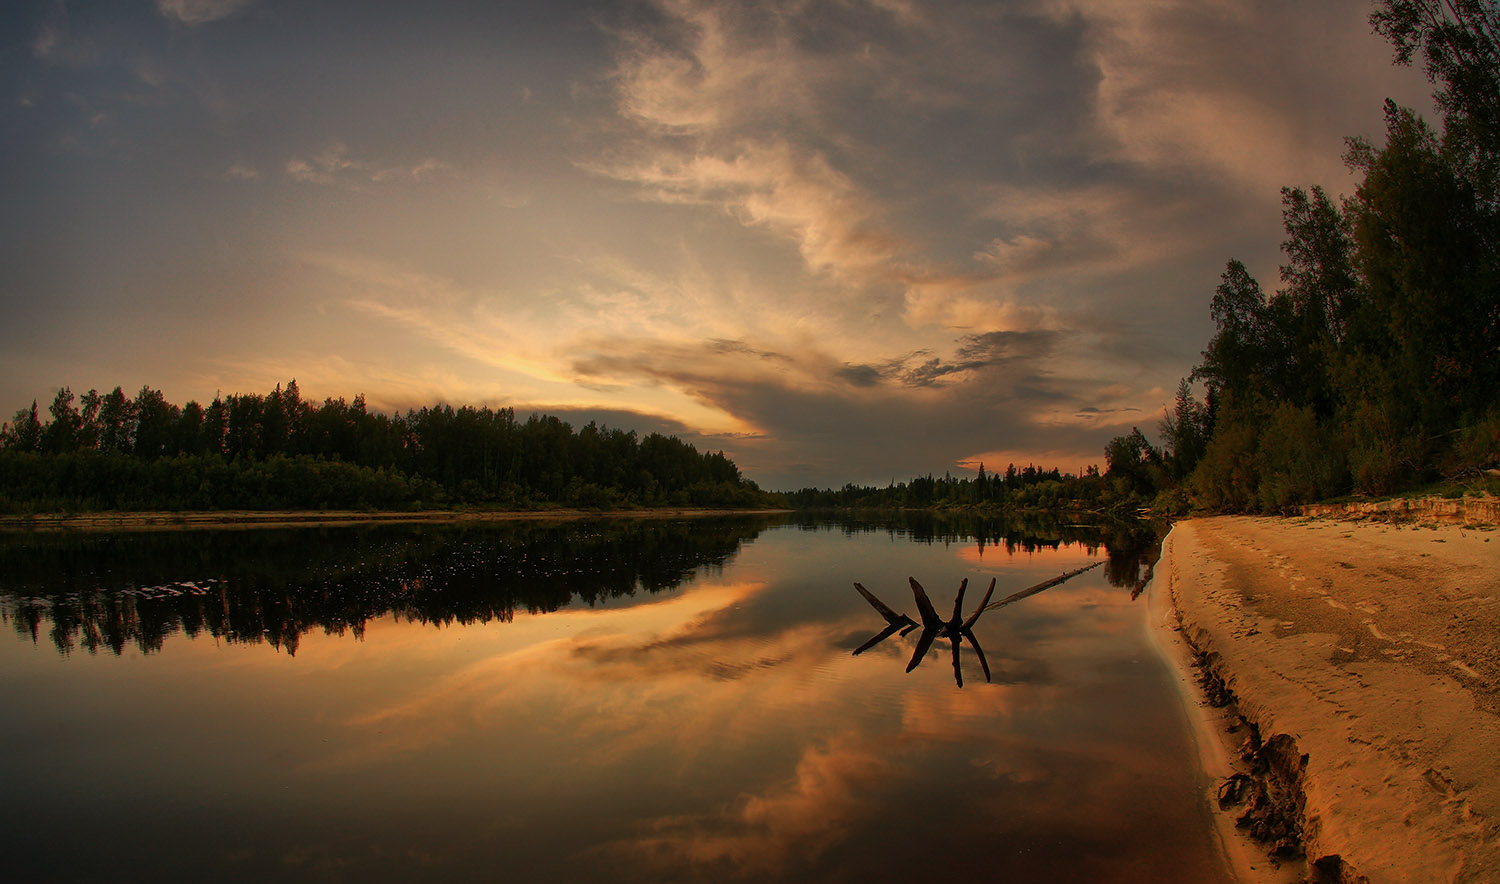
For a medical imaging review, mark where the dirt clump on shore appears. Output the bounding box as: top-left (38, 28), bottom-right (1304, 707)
top-left (1156, 515), bottom-right (1500, 884)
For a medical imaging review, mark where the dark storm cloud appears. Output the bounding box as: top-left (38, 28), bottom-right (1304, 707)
top-left (700, 371), bottom-right (1098, 489)
top-left (834, 331), bottom-right (1061, 391)
top-left (566, 332), bottom-right (1100, 488)
top-left (835, 364), bottom-right (884, 388)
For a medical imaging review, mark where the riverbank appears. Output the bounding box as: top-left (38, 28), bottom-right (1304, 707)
top-left (1151, 515), bottom-right (1500, 883)
top-left (0, 507), bottom-right (790, 532)
top-left (1299, 493), bottom-right (1500, 526)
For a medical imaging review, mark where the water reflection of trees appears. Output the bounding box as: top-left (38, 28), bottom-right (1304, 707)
top-left (0, 517), bottom-right (779, 656)
top-left (795, 511), bottom-right (1162, 591)
top-left (1, 513), bottom-right (1165, 658)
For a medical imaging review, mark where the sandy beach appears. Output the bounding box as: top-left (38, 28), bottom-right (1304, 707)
top-left (1152, 514), bottom-right (1500, 884)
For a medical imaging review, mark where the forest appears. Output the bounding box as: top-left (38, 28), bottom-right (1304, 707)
top-left (0, 381), bottom-right (768, 512)
top-left (1105, 0), bottom-right (1500, 514)
top-left (780, 464), bottom-right (1123, 513)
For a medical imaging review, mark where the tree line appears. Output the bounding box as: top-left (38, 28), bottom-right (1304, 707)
top-left (1104, 0), bottom-right (1500, 513)
top-left (0, 380), bottom-right (768, 512)
top-left (779, 463), bottom-right (1140, 514)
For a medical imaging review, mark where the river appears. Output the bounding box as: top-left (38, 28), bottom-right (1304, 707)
top-left (0, 513), bottom-right (1230, 883)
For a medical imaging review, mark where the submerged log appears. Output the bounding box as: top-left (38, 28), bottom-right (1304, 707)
top-left (979, 561), bottom-right (1104, 613)
top-left (852, 621), bottom-right (909, 656)
top-left (946, 578), bottom-right (968, 633)
top-left (906, 627), bottom-right (938, 673)
top-left (908, 577), bottom-right (944, 629)
top-left (853, 582), bottom-right (916, 629)
top-left (853, 563), bottom-right (1101, 687)
top-left (961, 578), bottom-right (997, 631)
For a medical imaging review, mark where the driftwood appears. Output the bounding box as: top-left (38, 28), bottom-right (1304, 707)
top-left (851, 582), bottom-right (918, 656)
top-left (852, 562), bottom-right (1102, 687)
top-left (977, 561), bottom-right (1104, 613)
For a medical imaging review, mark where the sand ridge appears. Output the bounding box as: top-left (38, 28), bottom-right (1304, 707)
top-left (1155, 515), bottom-right (1500, 884)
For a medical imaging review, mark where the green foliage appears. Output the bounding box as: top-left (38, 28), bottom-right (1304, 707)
top-left (1, 402), bottom-right (42, 452)
top-left (1347, 104), bottom-right (1498, 428)
top-left (1159, 379), bottom-right (1210, 480)
top-left (1345, 399), bottom-right (1427, 495)
top-left (1371, 0), bottom-right (1500, 200)
top-left (1446, 406), bottom-right (1500, 475)
top-left (1159, 12), bottom-right (1500, 514)
top-left (1253, 403), bottom-right (1348, 511)
top-left (1192, 260), bottom-right (1273, 405)
top-left (1104, 427), bottom-right (1165, 500)
top-left (1189, 410), bottom-right (1261, 512)
top-left (42, 388), bottom-right (82, 453)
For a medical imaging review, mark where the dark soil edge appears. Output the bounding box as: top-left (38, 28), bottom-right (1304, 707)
top-left (1178, 628), bottom-right (1370, 884)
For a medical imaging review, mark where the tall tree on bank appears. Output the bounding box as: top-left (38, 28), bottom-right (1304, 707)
top-left (1138, 2), bottom-right (1500, 511)
top-left (1278, 185), bottom-right (1360, 417)
top-left (1192, 259), bottom-right (1273, 410)
top-left (1344, 103), bottom-right (1499, 433)
top-left (41, 388), bottom-right (82, 454)
top-left (1159, 379), bottom-right (1210, 481)
top-left (4, 402), bottom-right (42, 452)
top-left (1372, 0), bottom-right (1500, 202)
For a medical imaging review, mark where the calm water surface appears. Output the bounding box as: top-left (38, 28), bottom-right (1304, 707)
top-left (0, 515), bottom-right (1230, 883)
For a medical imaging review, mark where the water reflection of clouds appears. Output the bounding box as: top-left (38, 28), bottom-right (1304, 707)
top-left (289, 542), bottom-right (1163, 880)
top-left (898, 683), bottom-right (1034, 737)
top-left (317, 580), bottom-right (849, 772)
top-left (311, 564), bottom-right (1078, 879)
top-left (595, 732), bottom-right (894, 878)
top-left (594, 678), bottom-right (1085, 882)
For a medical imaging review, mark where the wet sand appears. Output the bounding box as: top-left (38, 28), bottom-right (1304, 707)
top-left (1151, 515), bottom-right (1500, 884)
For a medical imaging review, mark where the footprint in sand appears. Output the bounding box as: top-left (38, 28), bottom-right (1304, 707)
top-left (1450, 660), bottom-right (1483, 680)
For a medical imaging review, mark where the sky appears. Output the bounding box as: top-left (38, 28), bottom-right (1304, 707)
top-left (0, 0), bottom-right (1435, 489)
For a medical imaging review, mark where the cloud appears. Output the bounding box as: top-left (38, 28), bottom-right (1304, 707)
top-left (32, 23), bottom-right (63, 59)
top-left (560, 329), bottom-right (1135, 487)
top-left (285, 144), bottom-right (451, 188)
top-left (305, 253), bottom-right (572, 384)
top-left (592, 0), bottom-right (936, 286)
top-left (156, 0), bottom-right (253, 26)
top-left (303, 253), bottom-right (763, 435)
top-left (590, 138), bottom-right (903, 283)
top-left (1042, 0), bottom-right (1432, 196)
top-left (833, 331), bottom-right (1060, 391)
top-left (193, 353), bottom-right (511, 416)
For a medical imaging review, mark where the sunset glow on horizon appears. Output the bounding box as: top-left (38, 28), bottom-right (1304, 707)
top-left (0, 0), bottom-right (1434, 488)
